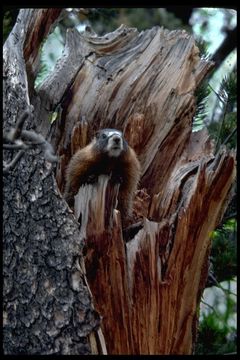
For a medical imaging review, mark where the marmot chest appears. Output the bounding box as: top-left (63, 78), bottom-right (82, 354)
top-left (92, 156), bottom-right (124, 177)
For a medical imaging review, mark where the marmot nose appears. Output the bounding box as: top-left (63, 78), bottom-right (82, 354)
top-left (112, 136), bottom-right (120, 144)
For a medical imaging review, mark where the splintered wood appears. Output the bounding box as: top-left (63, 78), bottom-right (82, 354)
top-left (75, 147), bottom-right (235, 355)
top-left (46, 25), bottom-right (236, 354)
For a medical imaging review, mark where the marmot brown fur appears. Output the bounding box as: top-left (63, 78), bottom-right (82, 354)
top-left (64, 128), bottom-right (141, 225)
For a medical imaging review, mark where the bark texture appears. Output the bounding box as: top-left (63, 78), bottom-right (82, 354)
top-left (3, 9), bottom-right (103, 355)
top-left (3, 9), bottom-right (236, 355)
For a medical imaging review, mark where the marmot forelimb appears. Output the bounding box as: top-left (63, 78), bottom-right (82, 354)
top-left (63, 128), bottom-right (141, 225)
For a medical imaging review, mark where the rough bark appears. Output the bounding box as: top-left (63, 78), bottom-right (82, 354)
top-left (3, 9), bottom-right (104, 355)
top-left (3, 9), bottom-right (236, 355)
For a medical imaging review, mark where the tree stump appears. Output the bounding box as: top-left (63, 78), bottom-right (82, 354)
top-left (3, 9), bottom-right (236, 355)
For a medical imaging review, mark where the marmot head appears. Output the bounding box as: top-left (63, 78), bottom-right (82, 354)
top-left (93, 128), bottom-right (128, 157)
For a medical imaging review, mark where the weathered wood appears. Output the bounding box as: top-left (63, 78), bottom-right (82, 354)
top-left (50, 23), bottom-right (235, 355)
top-left (3, 8), bottom-right (62, 132)
top-left (73, 144), bottom-right (235, 355)
top-left (74, 176), bottom-right (133, 354)
top-left (35, 25), bottom-right (214, 197)
top-left (3, 8), bottom-right (236, 355)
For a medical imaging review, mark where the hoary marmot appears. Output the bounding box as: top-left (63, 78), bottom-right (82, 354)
top-left (64, 128), bottom-right (141, 226)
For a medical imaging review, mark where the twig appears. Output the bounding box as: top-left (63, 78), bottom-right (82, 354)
top-left (21, 130), bottom-right (58, 163)
top-left (3, 109), bottom-right (58, 173)
top-left (208, 274), bottom-right (237, 297)
top-left (208, 83), bottom-right (225, 104)
top-left (3, 150), bottom-right (25, 174)
top-left (223, 212), bottom-right (237, 222)
top-left (217, 283), bottom-right (236, 297)
top-left (201, 300), bottom-right (221, 318)
top-left (11, 108), bottom-right (34, 141)
top-left (221, 127), bottom-right (237, 147)
top-left (3, 142), bottom-right (29, 150)
top-left (215, 98), bottom-right (229, 155)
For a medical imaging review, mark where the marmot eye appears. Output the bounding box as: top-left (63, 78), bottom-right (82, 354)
top-left (102, 133), bottom-right (107, 139)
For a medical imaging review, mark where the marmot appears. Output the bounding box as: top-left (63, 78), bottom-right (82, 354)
top-left (64, 128), bottom-right (141, 225)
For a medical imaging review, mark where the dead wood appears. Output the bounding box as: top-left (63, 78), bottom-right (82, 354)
top-left (3, 9), bottom-right (236, 355)
top-left (43, 23), bottom-right (235, 354)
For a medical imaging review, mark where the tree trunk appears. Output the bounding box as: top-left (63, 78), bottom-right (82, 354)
top-left (3, 9), bottom-right (236, 355)
top-left (3, 9), bottom-right (104, 355)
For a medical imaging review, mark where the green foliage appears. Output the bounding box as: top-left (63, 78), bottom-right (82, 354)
top-left (117, 8), bottom-right (184, 31)
top-left (34, 26), bottom-right (64, 89)
top-left (192, 79), bottom-right (211, 131)
top-left (196, 218), bottom-right (237, 355)
top-left (35, 61), bottom-right (49, 89)
top-left (87, 8), bottom-right (120, 35)
top-left (211, 219), bottom-right (237, 282)
top-left (207, 69), bottom-right (237, 152)
top-left (90, 8), bottom-right (119, 22)
top-left (196, 303), bottom-right (236, 355)
top-left (181, 13), bottom-right (236, 355)
top-left (3, 11), bottom-right (12, 43)
top-left (195, 37), bottom-right (211, 60)
top-left (88, 8), bottom-right (187, 35)
top-left (219, 70), bottom-right (237, 105)
top-left (192, 37), bottom-right (214, 131)
top-left (3, 8), bottom-right (19, 43)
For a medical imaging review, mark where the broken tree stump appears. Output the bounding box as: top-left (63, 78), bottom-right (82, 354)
top-left (3, 9), bottom-right (236, 355)
top-left (53, 24), bottom-right (235, 354)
